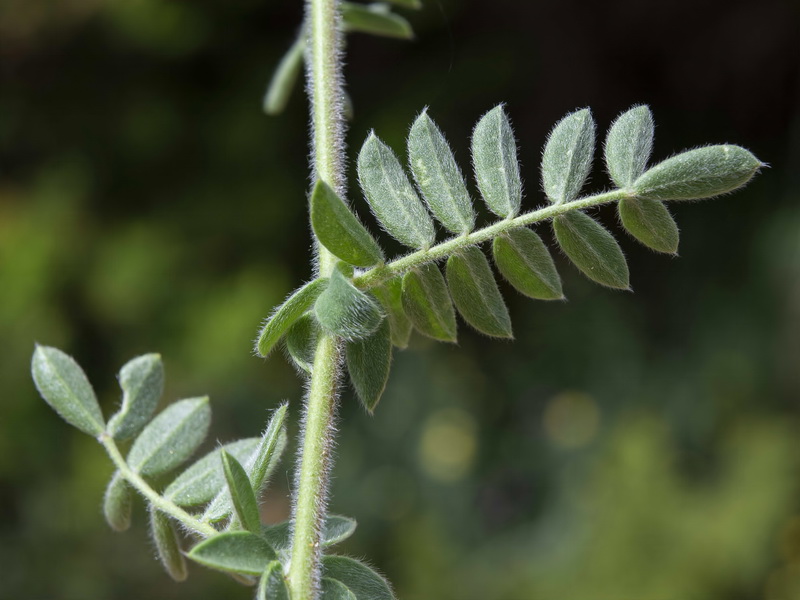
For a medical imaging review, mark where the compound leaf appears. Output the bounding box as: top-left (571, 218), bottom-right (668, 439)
top-left (446, 246), bottom-right (512, 338)
top-left (188, 531), bottom-right (277, 576)
top-left (542, 108), bottom-right (596, 204)
top-left (103, 471), bottom-right (132, 532)
top-left (401, 263), bottom-right (457, 342)
top-left (264, 36), bottom-right (305, 116)
top-left (285, 314), bottom-right (319, 375)
top-left (222, 451), bottom-right (261, 534)
top-left (127, 397), bottom-right (211, 477)
top-left (605, 105), bottom-right (654, 188)
top-left (408, 110), bottom-right (474, 234)
top-left (371, 277), bottom-right (412, 349)
top-left (315, 266), bottom-right (384, 341)
top-left (346, 319), bottom-right (392, 413)
top-left (256, 278), bottom-right (329, 358)
top-left (471, 105), bottom-right (521, 218)
top-left (311, 180), bottom-right (384, 268)
top-left (108, 353), bottom-right (164, 441)
top-left (257, 561), bottom-right (290, 600)
top-left (322, 555), bottom-right (396, 600)
top-left (261, 514), bottom-right (357, 550)
top-left (492, 227), bottom-right (563, 300)
top-left (31, 345), bottom-right (104, 436)
top-left (341, 2), bottom-right (413, 39)
top-left (553, 211), bottom-right (630, 289)
top-left (149, 506), bottom-right (187, 582)
top-left (358, 132), bottom-right (436, 249)
top-left (618, 197), bottom-right (679, 254)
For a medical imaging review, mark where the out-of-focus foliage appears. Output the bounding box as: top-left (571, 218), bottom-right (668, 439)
top-left (1, 0), bottom-right (799, 598)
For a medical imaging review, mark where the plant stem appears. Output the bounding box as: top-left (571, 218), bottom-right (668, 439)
top-left (354, 188), bottom-right (633, 290)
top-left (99, 434), bottom-right (218, 538)
top-left (290, 0), bottom-right (346, 598)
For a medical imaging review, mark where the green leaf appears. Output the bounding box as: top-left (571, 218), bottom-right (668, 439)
top-left (341, 2), bottom-right (413, 39)
top-left (107, 353), bottom-right (164, 441)
top-left (322, 578), bottom-right (357, 600)
top-left (401, 263), bottom-right (457, 342)
top-left (322, 556), bottom-right (396, 600)
top-left (31, 345), bottom-right (104, 436)
top-left (257, 561), bottom-right (289, 600)
top-left (314, 266), bottom-right (384, 341)
top-left (285, 314), bottom-right (319, 375)
top-left (222, 451), bottom-right (261, 533)
top-left (408, 110), bottom-right (475, 234)
top-left (371, 277), bottom-right (412, 349)
top-left (149, 507), bottom-right (187, 582)
top-left (203, 404), bottom-right (288, 523)
top-left (632, 144), bottom-right (763, 201)
top-left (164, 438), bottom-right (259, 507)
top-left (346, 319), bottom-right (392, 413)
top-left (492, 227), bottom-right (563, 300)
top-left (103, 471), bottom-right (132, 532)
top-left (188, 531), bottom-right (277, 576)
top-left (446, 246), bottom-right (512, 338)
top-left (311, 180), bottom-right (384, 268)
top-left (618, 197), bottom-right (679, 254)
top-left (261, 514), bottom-right (357, 550)
top-left (357, 132), bottom-right (435, 249)
top-left (471, 105), bottom-right (521, 218)
top-left (542, 108), bottom-right (596, 204)
top-left (255, 278), bottom-right (329, 358)
top-left (127, 397), bottom-right (211, 477)
top-left (604, 105), bottom-right (654, 188)
top-left (264, 35), bottom-right (305, 116)
top-left (553, 211), bottom-right (630, 289)
top-left (384, 0), bottom-right (422, 9)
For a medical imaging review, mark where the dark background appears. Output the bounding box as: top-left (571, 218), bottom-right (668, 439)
top-left (2, 0), bottom-right (800, 598)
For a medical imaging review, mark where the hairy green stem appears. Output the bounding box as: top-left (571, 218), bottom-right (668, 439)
top-left (99, 434), bottom-right (218, 538)
top-left (354, 188), bottom-right (633, 290)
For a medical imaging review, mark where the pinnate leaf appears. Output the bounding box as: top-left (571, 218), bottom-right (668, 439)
top-left (149, 507), bottom-right (187, 582)
top-left (103, 471), bottom-right (132, 532)
top-left (188, 531), bottom-right (277, 576)
top-left (408, 110), bottom-right (475, 234)
top-left (618, 197), bottom-right (679, 254)
top-left (127, 397), bottom-right (211, 477)
top-left (346, 319), bottom-right (392, 413)
top-left (401, 263), bottom-right (457, 342)
top-left (605, 105), bottom-right (654, 188)
top-left (446, 246), bottom-right (512, 338)
top-left (322, 555), bottom-right (396, 600)
top-left (315, 266), bottom-right (384, 341)
top-left (371, 277), bottom-right (412, 349)
top-left (164, 438), bottom-right (259, 507)
top-left (108, 353), bottom-right (164, 441)
top-left (311, 180), bottom-right (384, 268)
top-left (261, 514), bottom-right (357, 550)
top-left (285, 314), bottom-right (319, 375)
top-left (322, 578), bottom-right (358, 600)
top-left (553, 211), bottom-right (630, 289)
top-left (256, 278), bottom-right (329, 357)
top-left (341, 2), bottom-right (413, 39)
top-left (492, 227), bottom-right (563, 300)
top-left (31, 345), bottom-right (104, 436)
top-left (264, 36), bottom-right (304, 116)
top-left (358, 132), bottom-right (435, 249)
top-left (542, 108), bottom-right (596, 204)
top-left (471, 105), bottom-right (521, 218)
top-left (257, 561), bottom-right (290, 600)
top-left (221, 451), bottom-right (261, 533)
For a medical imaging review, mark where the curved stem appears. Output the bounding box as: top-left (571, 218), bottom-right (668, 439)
top-left (99, 434), bottom-right (218, 538)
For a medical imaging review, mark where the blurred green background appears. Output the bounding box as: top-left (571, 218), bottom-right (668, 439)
top-left (2, 0), bottom-right (800, 598)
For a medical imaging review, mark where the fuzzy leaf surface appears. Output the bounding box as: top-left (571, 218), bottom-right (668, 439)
top-left (31, 345), bottom-right (104, 436)
top-left (358, 133), bottom-right (435, 249)
top-left (604, 105), bottom-right (654, 188)
top-left (346, 319), bottom-right (392, 413)
top-left (341, 2), bottom-right (413, 39)
top-left (401, 263), bottom-right (457, 342)
top-left (315, 266), bottom-right (384, 341)
top-left (149, 507), bottom-right (187, 582)
top-left (371, 277), bottom-right (412, 349)
top-left (618, 197), bottom-right (679, 254)
top-left (446, 246), bottom-right (512, 338)
top-left (632, 145), bottom-right (762, 201)
top-left (188, 531), bottom-right (277, 576)
top-left (164, 438), bottom-right (259, 507)
top-left (264, 36), bottom-right (304, 116)
top-left (127, 397), bottom-right (211, 477)
top-left (553, 211), bottom-right (630, 289)
top-left (108, 353), bottom-right (164, 440)
top-left (471, 105), bottom-right (521, 218)
top-left (103, 471), bottom-right (132, 532)
top-left (285, 314), bottom-right (319, 375)
top-left (311, 180), bottom-right (384, 267)
top-left (322, 578), bottom-right (358, 600)
top-left (257, 561), bottom-right (290, 600)
top-left (542, 108), bottom-right (596, 204)
top-left (222, 451), bottom-right (261, 533)
top-left (322, 556), bottom-right (396, 600)
top-left (408, 111), bottom-right (474, 234)
top-left (492, 227), bottom-right (563, 300)
top-left (261, 515), bottom-right (357, 550)
top-left (256, 278), bottom-right (329, 357)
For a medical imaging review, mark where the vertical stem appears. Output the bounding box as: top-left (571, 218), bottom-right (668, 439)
top-left (289, 0), bottom-right (346, 598)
